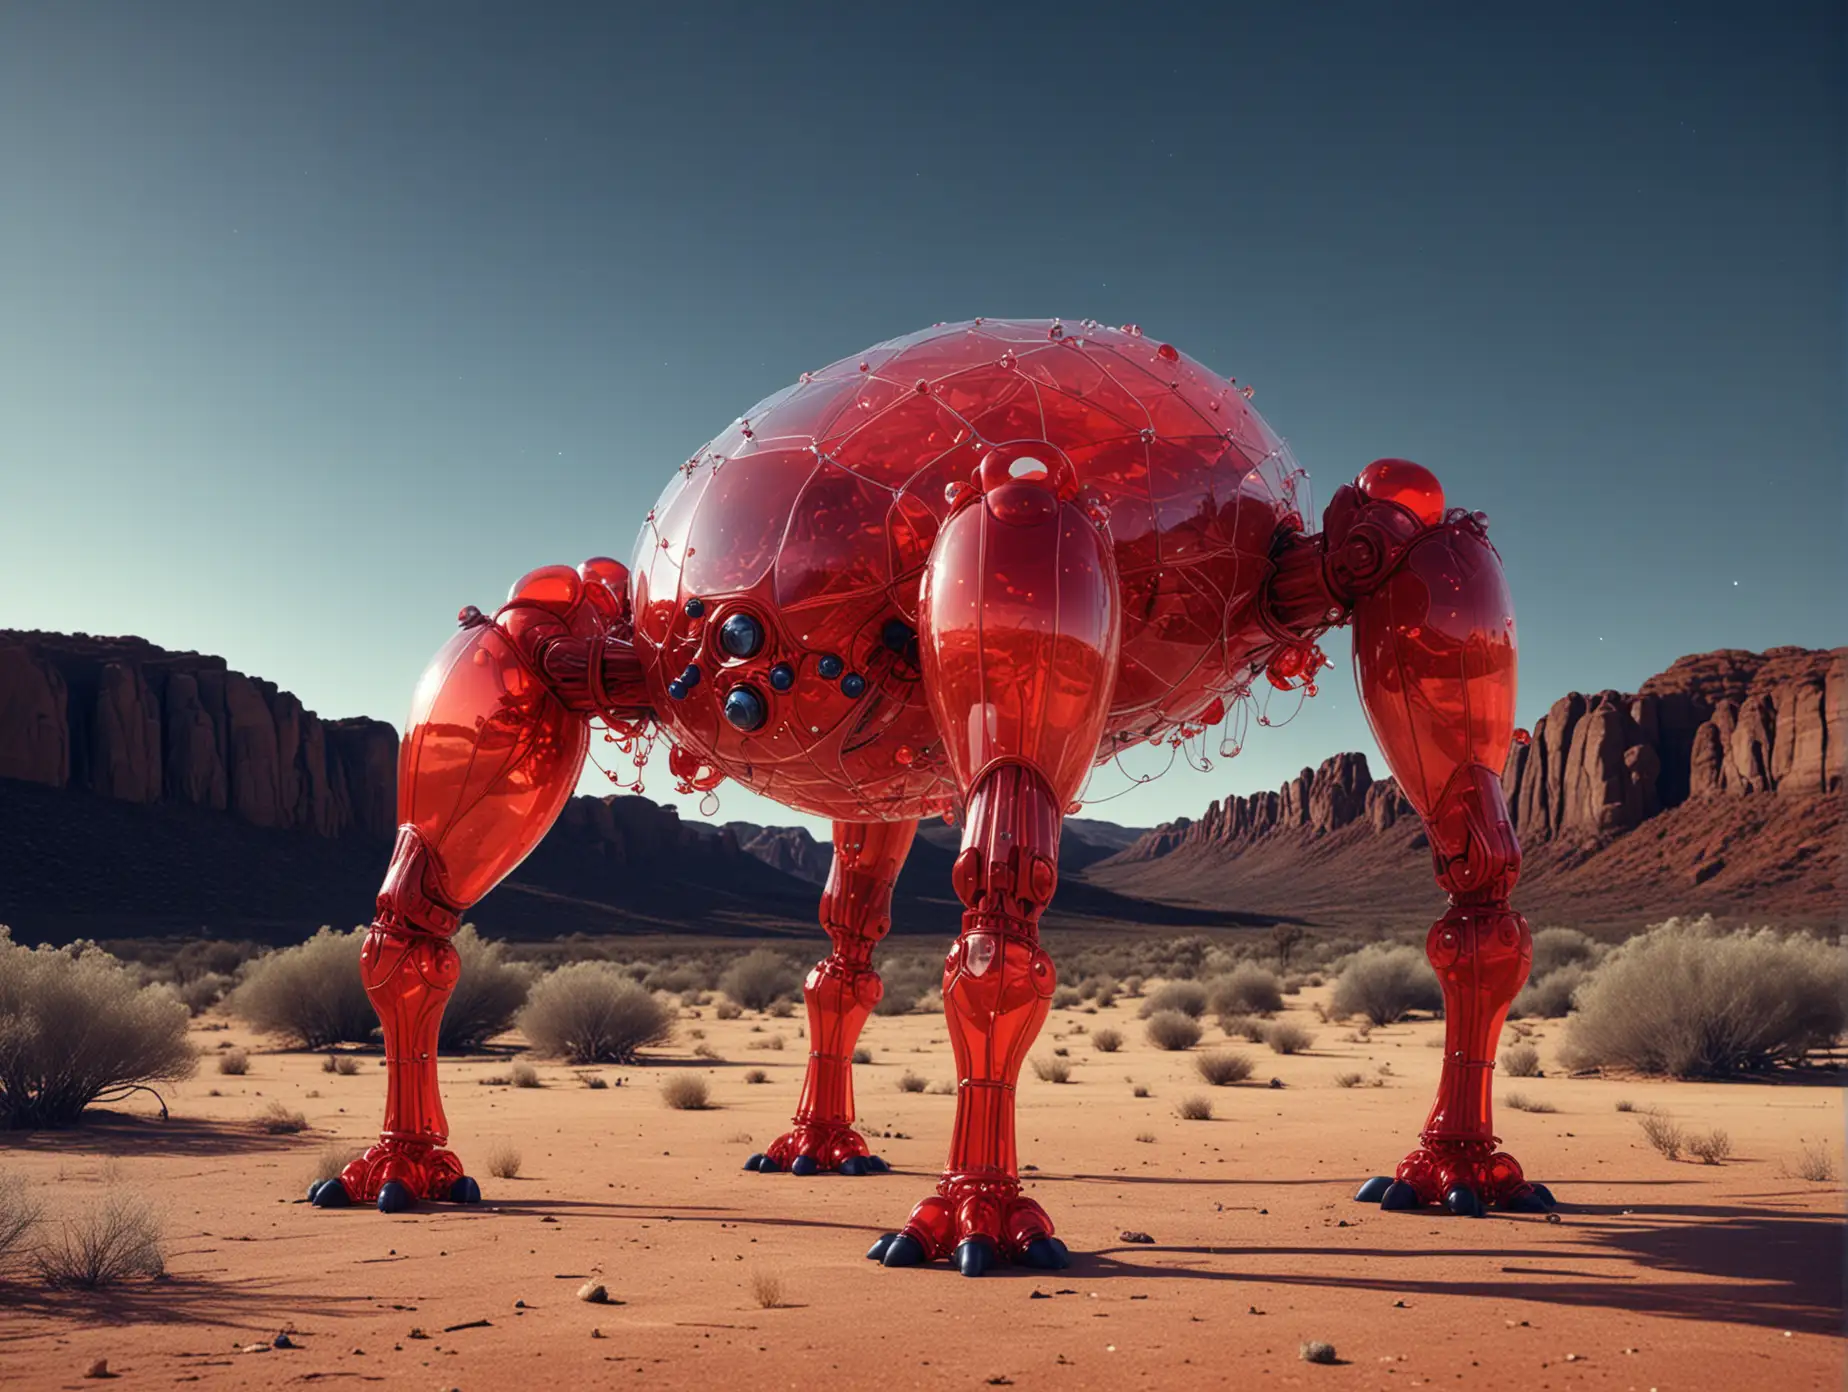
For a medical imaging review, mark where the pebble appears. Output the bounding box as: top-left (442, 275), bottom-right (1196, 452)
top-left (83, 1359), bottom-right (110, 1379)
top-left (272, 1332), bottom-right (296, 1349)
top-left (578, 1282), bottom-right (611, 1304)
top-left (1118, 1231), bottom-right (1155, 1244)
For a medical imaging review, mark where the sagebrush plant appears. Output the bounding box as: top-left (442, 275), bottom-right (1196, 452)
top-left (510, 1062), bottom-right (541, 1088)
top-left (720, 949), bottom-right (802, 1012)
top-left (1511, 963), bottom-right (1589, 1020)
top-left (1500, 1043), bottom-right (1541, 1077)
top-left (1265, 1021), bottom-right (1314, 1055)
top-left (517, 963), bottom-right (675, 1064)
top-left (1145, 1011), bottom-right (1203, 1051)
top-left (1176, 1094), bottom-right (1214, 1121)
top-left (1091, 1027), bottom-right (1123, 1053)
top-left (217, 1048), bottom-right (249, 1076)
top-left (897, 1071), bottom-right (927, 1093)
top-left (1639, 1111), bottom-right (1684, 1159)
top-left (1562, 918), bottom-right (1847, 1077)
top-left (486, 1141), bottom-right (522, 1179)
top-left (0, 1171), bottom-right (41, 1273)
top-left (1207, 964), bottom-right (1284, 1018)
top-left (1783, 1140), bottom-right (1838, 1183)
top-left (227, 926), bottom-right (376, 1050)
top-left (1031, 1056), bottom-right (1073, 1084)
top-left (440, 926), bottom-right (534, 1052)
top-left (307, 1143), bottom-right (362, 1187)
top-left (1138, 980), bottom-right (1209, 1019)
top-left (0, 929), bottom-right (197, 1128)
top-left (260, 1101), bottom-right (309, 1135)
top-left (1195, 1051), bottom-right (1254, 1086)
top-left (1330, 944), bottom-right (1443, 1026)
top-left (1687, 1128), bottom-right (1732, 1165)
top-left (1502, 1091), bottom-right (1554, 1114)
top-left (660, 1075), bottom-right (714, 1110)
top-left (35, 1190), bottom-right (166, 1288)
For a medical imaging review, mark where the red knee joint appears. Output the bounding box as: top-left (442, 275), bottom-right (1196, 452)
top-left (1427, 763), bottom-right (1522, 904)
top-left (374, 827), bottom-right (461, 937)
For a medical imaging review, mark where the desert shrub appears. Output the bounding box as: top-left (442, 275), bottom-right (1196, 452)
top-left (1330, 944), bottom-right (1442, 1026)
top-left (642, 962), bottom-right (711, 995)
top-left (1195, 1051), bottom-right (1254, 1085)
top-left (518, 963), bottom-right (675, 1064)
top-left (0, 929), bottom-right (196, 1128)
top-left (1091, 1028), bottom-right (1123, 1053)
top-left (1222, 1013), bottom-right (1269, 1043)
top-left (227, 927), bottom-right (375, 1050)
top-left (1266, 1021), bottom-right (1314, 1055)
top-left (851, 1047), bottom-right (873, 1065)
top-left (0, 1172), bottom-right (40, 1272)
top-left (577, 1071), bottom-right (607, 1088)
top-left (1333, 1071), bottom-right (1364, 1088)
top-left (307, 1144), bottom-right (361, 1187)
top-left (1031, 1057), bottom-right (1073, 1084)
top-left (1502, 1091), bottom-right (1554, 1113)
top-left (1138, 981), bottom-right (1208, 1020)
top-left (1122, 974), bottom-right (1145, 997)
top-left (1687, 1129), bottom-right (1732, 1165)
top-left (323, 1053), bottom-right (361, 1076)
top-left (259, 1101), bottom-right (308, 1134)
top-left (510, 1062), bottom-right (541, 1088)
top-left (1784, 1141), bottom-right (1838, 1182)
top-left (1145, 1011), bottom-right (1203, 1051)
top-left (720, 950), bottom-right (802, 1011)
top-left (34, 1190), bottom-right (165, 1288)
top-left (1530, 927), bottom-right (1601, 980)
top-left (873, 957), bottom-right (941, 1016)
top-left (1500, 1043), bottom-right (1541, 1077)
top-left (439, 926), bottom-right (533, 1053)
top-left (1078, 975), bottom-right (1119, 1007)
top-left (767, 998), bottom-right (796, 1019)
top-left (1207, 964), bottom-right (1284, 1018)
top-left (897, 1071), bottom-right (927, 1093)
top-left (746, 1034), bottom-right (786, 1051)
top-left (1176, 1095), bottom-right (1214, 1120)
top-left (1614, 1099), bottom-right (1637, 1112)
top-left (486, 1141), bottom-right (522, 1178)
top-left (1512, 964), bottom-right (1588, 1020)
top-left (1132, 1084), bottom-right (1151, 1098)
top-left (750, 1268), bottom-right (786, 1309)
top-left (1561, 918), bottom-right (1847, 1077)
top-left (1639, 1111), bottom-right (1684, 1159)
top-left (743, 1068), bottom-right (769, 1084)
top-left (174, 972), bottom-right (232, 1016)
top-left (661, 1075), bottom-right (713, 1110)
top-left (1301, 1341), bottom-right (1337, 1365)
top-left (1051, 985), bottom-right (1083, 1010)
top-left (217, 1048), bottom-right (249, 1076)
top-left (715, 999), bottom-right (743, 1021)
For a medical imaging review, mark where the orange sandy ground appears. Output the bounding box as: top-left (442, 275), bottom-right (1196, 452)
top-left (1, 985), bottom-right (1841, 1391)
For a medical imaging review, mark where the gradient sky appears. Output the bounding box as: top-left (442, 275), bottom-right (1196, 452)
top-left (1, 2), bottom-right (1841, 835)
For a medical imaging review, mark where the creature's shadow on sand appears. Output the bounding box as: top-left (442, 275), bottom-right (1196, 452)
top-left (4, 1111), bottom-right (328, 1159)
top-left (0, 1275), bottom-right (376, 1340)
top-left (1069, 1190), bottom-right (1843, 1336)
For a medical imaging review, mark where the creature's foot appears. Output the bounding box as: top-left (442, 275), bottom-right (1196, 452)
top-left (1354, 1143), bottom-right (1554, 1216)
top-left (865, 1176), bottom-right (1070, 1276)
top-left (311, 1140), bottom-right (476, 1213)
top-left (744, 1123), bottom-right (888, 1176)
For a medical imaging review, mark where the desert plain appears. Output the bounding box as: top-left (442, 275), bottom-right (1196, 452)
top-left (0, 978), bottom-right (1841, 1392)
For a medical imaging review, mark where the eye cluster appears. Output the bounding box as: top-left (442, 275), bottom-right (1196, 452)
top-left (668, 595), bottom-right (891, 733)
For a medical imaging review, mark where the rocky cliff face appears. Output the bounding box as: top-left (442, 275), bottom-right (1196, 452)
top-left (0, 632), bottom-right (397, 839)
top-left (1111, 646), bottom-right (1844, 866)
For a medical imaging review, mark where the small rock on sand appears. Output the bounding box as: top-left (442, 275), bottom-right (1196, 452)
top-left (84, 1359), bottom-right (112, 1380)
top-left (578, 1282), bottom-right (610, 1304)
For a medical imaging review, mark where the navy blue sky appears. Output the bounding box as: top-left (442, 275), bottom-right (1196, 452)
top-left (1, 2), bottom-right (1840, 832)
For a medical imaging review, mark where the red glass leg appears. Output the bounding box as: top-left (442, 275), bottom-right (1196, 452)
top-left (750, 819), bottom-right (917, 1176)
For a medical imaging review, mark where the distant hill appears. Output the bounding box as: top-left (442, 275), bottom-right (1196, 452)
top-left (0, 630), bottom-right (1836, 945)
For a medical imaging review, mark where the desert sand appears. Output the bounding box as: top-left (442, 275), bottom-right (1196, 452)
top-left (1, 983), bottom-right (1841, 1390)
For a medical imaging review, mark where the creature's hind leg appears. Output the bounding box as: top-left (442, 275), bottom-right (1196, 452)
top-left (1312, 463), bottom-right (1551, 1217)
top-left (866, 445), bottom-right (1119, 1276)
top-left (747, 818), bottom-right (917, 1176)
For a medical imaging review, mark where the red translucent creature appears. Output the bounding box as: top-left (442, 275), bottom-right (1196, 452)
top-left (310, 319), bottom-right (1552, 1270)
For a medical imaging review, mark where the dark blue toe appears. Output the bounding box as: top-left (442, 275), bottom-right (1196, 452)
top-left (838, 1156), bottom-right (867, 1176)
top-left (954, 1237), bottom-right (996, 1278)
top-left (756, 1155), bottom-right (781, 1174)
top-left (790, 1155), bottom-right (819, 1177)
top-left (1021, 1235), bottom-right (1070, 1270)
top-left (1380, 1180), bottom-right (1421, 1211)
top-left (866, 1233), bottom-right (898, 1262)
top-left (311, 1180), bottom-right (350, 1209)
top-left (376, 1179), bottom-right (415, 1214)
top-left (1444, 1185), bottom-right (1485, 1218)
top-left (1531, 1183), bottom-right (1558, 1207)
top-left (743, 1153), bottom-right (766, 1171)
top-left (863, 1155), bottom-right (889, 1174)
top-left (881, 1233), bottom-right (926, 1267)
top-left (449, 1176), bottom-right (481, 1204)
top-left (1354, 1176), bottom-right (1394, 1204)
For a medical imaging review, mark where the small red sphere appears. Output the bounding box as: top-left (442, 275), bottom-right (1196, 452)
top-left (1356, 459), bottom-right (1446, 526)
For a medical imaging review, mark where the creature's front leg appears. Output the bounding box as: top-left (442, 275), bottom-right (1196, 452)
top-left (311, 558), bottom-right (650, 1213)
top-left (1270, 461), bottom-right (1552, 1216)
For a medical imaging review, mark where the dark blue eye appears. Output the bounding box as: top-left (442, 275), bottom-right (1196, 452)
top-left (817, 654), bottom-right (844, 680)
top-left (768, 663), bottom-right (795, 691)
top-left (681, 664), bottom-right (701, 687)
top-left (684, 597), bottom-right (705, 618)
top-left (840, 673), bottom-right (866, 698)
top-left (667, 681), bottom-right (688, 701)
top-left (723, 685), bottom-right (768, 732)
top-left (719, 613), bottom-right (764, 659)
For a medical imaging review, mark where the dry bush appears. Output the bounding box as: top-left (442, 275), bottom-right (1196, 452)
top-left (852, 1047), bottom-right (873, 1065)
top-left (1176, 1094), bottom-right (1214, 1120)
top-left (1334, 1071), bottom-right (1364, 1088)
top-left (306, 1144), bottom-right (361, 1187)
top-left (173, 972), bottom-right (233, 1016)
top-left (1512, 963), bottom-right (1590, 1020)
top-left (440, 926), bottom-right (534, 1053)
top-left (1503, 1091), bottom-right (1555, 1113)
top-left (1782, 1141), bottom-right (1838, 1182)
top-left (750, 1268), bottom-right (786, 1309)
top-left (1079, 975), bottom-right (1119, 1007)
top-left (510, 1062), bottom-right (541, 1088)
top-left (1614, 1099), bottom-right (1637, 1112)
top-left (1091, 1028), bottom-right (1123, 1053)
top-left (1687, 1129), bottom-right (1733, 1165)
top-left (1530, 926), bottom-right (1602, 979)
top-left (872, 957), bottom-right (942, 1016)
top-left (518, 963), bottom-right (674, 1064)
top-left (1639, 1111), bottom-right (1684, 1159)
top-left (1500, 1043), bottom-right (1542, 1077)
top-left (217, 1048), bottom-right (249, 1076)
top-left (897, 1071), bottom-right (927, 1093)
top-left (1301, 1341), bottom-right (1338, 1365)
top-left (1051, 985), bottom-right (1083, 1009)
top-left (1031, 1057), bottom-right (1073, 1084)
top-left (0, 1172), bottom-right (41, 1272)
top-left (767, 999), bottom-right (795, 1019)
top-left (1265, 1021), bottom-right (1314, 1055)
top-left (260, 1101), bottom-right (308, 1134)
top-left (1561, 918), bottom-right (1847, 1077)
top-left (323, 1053), bottom-right (361, 1076)
top-left (747, 1034), bottom-right (786, 1051)
top-left (1222, 1013), bottom-right (1269, 1043)
top-left (660, 1075), bottom-right (714, 1110)
top-left (693, 1043), bottom-right (720, 1060)
top-left (1135, 1131), bottom-right (1156, 1143)
top-left (1207, 964), bottom-right (1284, 1018)
top-left (642, 961), bottom-right (713, 995)
top-left (1145, 1011), bottom-right (1203, 1051)
top-left (1138, 981), bottom-right (1208, 1019)
top-left (743, 1068), bottom-right (769, 1084)
top-left (576, 1072), bottom-right (608, 1089)
top-left (486, 1141), bottom-right (522, 1179)
top-left (715, 999), bottom-right (743, 1021)
top-left (227, 927), bottom-right (375, 1050)
top-left (1195, 1051), bottom-right (1254, 1085)
top-left (1330, 944), bottom-right (1442, 1026)
top-left (720, 949), bottom-right (802, 1012)
top-left (0, 929), bottom-right (197, 1128)
top-left (1132, 1084), bottom-right (1151, 1098)
top-left (34, 1190), bottom-right (165, 1288)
